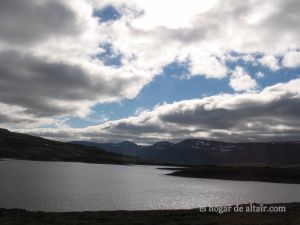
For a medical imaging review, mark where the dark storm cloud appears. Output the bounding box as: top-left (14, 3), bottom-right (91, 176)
top-left (160, 94), bottom-right (300, 130)
top-left (0, 114), bottom-right (21, 124)
top-left (0, 51), bottom-right (135, 117)
top-left (0, 111), bottom-right (37, 124)
top-left (0, 0), bottom-right (80, 45)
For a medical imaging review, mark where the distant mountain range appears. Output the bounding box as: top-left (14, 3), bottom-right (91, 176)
top-left (0, 128), bottom-right (147, 165)
top-left (72, 139), bottom-right (300, 166)
top-left (1, 127), bottom-right (299, 166)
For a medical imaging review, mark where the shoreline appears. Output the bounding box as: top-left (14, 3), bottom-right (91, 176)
top-left (1, 203), bottom-right (299, 225)
top-left (2, 159), bottom-right (300, 184)
top-left (168, 165), bottom-right (300, 184)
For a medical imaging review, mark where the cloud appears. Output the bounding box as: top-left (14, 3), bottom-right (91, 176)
top-left (0, 0), bottom-right (80, 45)
top-left (24, 78), bottom-right (300, 143)
top-left (0, 0), bottom-right (152, 127)
top-left (0, 50), bottom-right (149, 117)
top-left (282, 51), bottom-right (300, 68)
top-left (96, 0), bottom-right (300, 61)
top-left (256, 72), bottom-right (265, 79)
top-left (189, 55), bottom-right (227, 79)
top-left (229, 67), bottom-right (258, 92)
top-left (92, 0), bottom-right (300, 86)
top-left (0, 103), bottom-right (58, 129)
top-left (258, 55), bottom-right (280, 71)
top-left (0, 0), bottom-right (300, 132)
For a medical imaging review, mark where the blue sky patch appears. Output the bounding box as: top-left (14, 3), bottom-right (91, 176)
top-left (93, 5), bottom-right (121, 22)
top-left (96, 43), bottom-right (122, 67)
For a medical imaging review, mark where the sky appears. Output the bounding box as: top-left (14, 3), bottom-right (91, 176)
top-left (0, 0), bottom-right (300, 144)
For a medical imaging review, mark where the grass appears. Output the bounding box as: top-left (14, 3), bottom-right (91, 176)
top-left (1, 203), bottom-right (300, 225)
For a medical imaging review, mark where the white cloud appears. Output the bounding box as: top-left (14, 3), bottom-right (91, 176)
top-left (93, 0), bottom-right (300, 87)
top-left (93, 0), bottom-right (219, 29)
top-left (229, 67), bottom-right (258, 92)
top-left (258, 55), bottom-right (280, 71)
top-left (134, 107), bottom-right (149, 116)
top-left (130, 0), bottom-right (219, 29)
top-left (256, 71), bottom-right (265, 79)
top-left (282, 51), bottom-right (300, 68)
top-left (189, 55), bottom-right (227, 79)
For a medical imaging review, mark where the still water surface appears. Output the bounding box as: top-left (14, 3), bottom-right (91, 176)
top-left (0, 160), bottom-right (300, 211)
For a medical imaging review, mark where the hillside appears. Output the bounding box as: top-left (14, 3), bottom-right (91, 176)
top-left (73, 139), bottom-right (300, 166)
top-left (168, 165), bottom-right (300, 184)
top-left (0, 128), bottom-right (146, 165)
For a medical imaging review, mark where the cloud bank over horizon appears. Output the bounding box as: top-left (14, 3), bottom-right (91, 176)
top-left (22, 78), bottom-right (300, 143)
top-left (0, 0), bottom-right (300, 143)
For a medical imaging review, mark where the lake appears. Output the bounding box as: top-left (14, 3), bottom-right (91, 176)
top-left (0, 159), bottom-right (300, 212)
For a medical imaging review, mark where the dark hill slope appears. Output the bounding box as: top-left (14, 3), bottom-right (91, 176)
top-left (0, 128), bottom-right (145, 165)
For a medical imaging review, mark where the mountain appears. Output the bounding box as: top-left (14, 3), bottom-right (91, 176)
top-left (72, 140), bottom-right (142, 156)
top-left (73, 139), bottom-right (300, 166)
top-left (0, 128), bottom-right (147, 165)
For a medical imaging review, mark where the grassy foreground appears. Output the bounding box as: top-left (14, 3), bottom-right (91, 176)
top-left (1, 203), bottom-right (300, 225)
